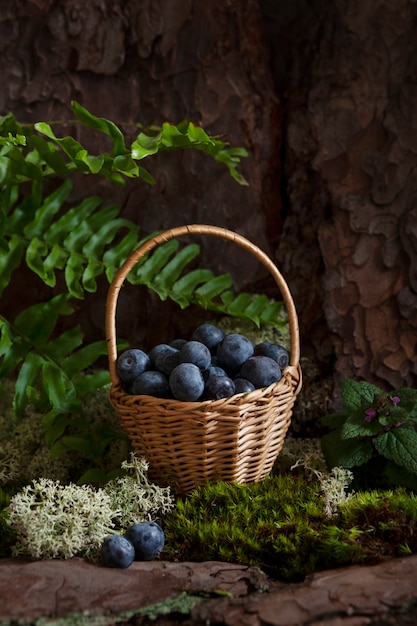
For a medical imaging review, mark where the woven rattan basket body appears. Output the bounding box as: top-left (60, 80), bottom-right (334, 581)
top-left (106, 224), bottom-right (302, 493)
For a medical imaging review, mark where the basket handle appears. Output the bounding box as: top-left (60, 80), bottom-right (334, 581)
top-left (106, 224), bottom-right (300, 383)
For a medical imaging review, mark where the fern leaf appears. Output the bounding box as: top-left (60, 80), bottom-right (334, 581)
top-left (71, 101), bottom-right (128, 157)
top-left (82, 218), bottom-right (137, 258)
top-left (131, 239), bottom-right (180, 283)
top-left (82, 258), bottom-right (104, 292)
top-left (46, 195), bottom-right (103, 243)
top-left (0, 233), bottom-right (25, 296)
top-left (25, 236), bottom-right (53, 285)
top-left (172, 268), bottom-right (215, 297)
top-left (195, 274), bottom-right (233, 300)
top-left (23, 179), bottom-right (73, 237)
top-left (63, 204), bottom-right (120, 252)
top-left (153, 243), bottom-right (200, 292)
top-left (13, 352), bottom-right (45, 417)
top-left (65, 250), bottom-right (85, 298)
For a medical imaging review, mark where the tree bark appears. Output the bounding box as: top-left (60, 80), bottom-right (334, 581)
top-left (267, 0), bottom-right (417, 390)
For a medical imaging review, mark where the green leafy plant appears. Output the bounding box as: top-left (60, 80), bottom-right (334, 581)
top-left (321, 379), bottom-right (417, 490)
top-left (0, 102), bottom-right (287, 482)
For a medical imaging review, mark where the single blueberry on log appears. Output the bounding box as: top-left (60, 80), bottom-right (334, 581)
top-left (125, 521), bottom-right (165, 561)
top-left (101, 534), bottom-right (135, 568)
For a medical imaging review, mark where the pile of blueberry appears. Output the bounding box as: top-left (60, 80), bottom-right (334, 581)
top-left (116, 323), bottom-right (289, 403)
top-left (101, 521), bottom-right (165, 568)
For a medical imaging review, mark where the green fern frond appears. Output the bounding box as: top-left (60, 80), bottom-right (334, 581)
top-left (0, 295), bottom-right (110, 419)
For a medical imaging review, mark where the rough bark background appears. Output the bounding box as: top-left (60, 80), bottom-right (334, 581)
top-left (1, 0), bottom-right (416, 397)
top-left (267, 0), bottom-right (417, 391)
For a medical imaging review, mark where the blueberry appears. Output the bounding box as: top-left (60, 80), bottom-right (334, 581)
top-left (149, 344), bottom-right (180, 376)
top-left (204, 375), bottom-right (236, 400)
top-left (239, 356), bottom-right (282, 388)
top-left (233, 377), bottom-right (256, 394)
top-left (179, 340), bottom-right (211, 370)
top-left (254, 342), bottom-right (289, 369)
top-left (131, 370), bottom-right (170, 397)
top-left (203, 365), bottom-right (228, 383)
top-left (216, 334), bottom-right (254, 375)
top-left (117, 349), bottom-right (150, 384)
top-left (169, 362), bottom-right (205, 401)
top-left (101, 534), bottom-right (135, 568)
top-left (125, 522), bottom-right (165, 561)
top-left (170, 338), bottom-right (187, 350)
top-left (191, 323), bottom-right (226, 353)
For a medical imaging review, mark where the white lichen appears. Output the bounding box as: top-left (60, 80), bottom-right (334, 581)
top-left (280, 436), bottom-right (354, 517)
top-left (7, 453), bottom-right (175, 561)
top-left (8, 478), bottom-right (119, 560)
top-left (319, 467), bottom-right (354, 517)
top-left (104, 453), bottom-right (174, 528)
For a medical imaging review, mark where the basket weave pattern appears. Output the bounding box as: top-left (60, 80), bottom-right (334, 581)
top-left (106, 225), bottom-right (302, 493)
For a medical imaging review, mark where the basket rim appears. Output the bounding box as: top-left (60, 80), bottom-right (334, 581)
top-left (105, 224), bottom-right (300, 386)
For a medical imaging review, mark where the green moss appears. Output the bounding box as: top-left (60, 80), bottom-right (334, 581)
top-left (163, 475), bottom-right (417, 582)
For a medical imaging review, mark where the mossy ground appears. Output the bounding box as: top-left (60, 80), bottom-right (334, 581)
top-left (161, 474), bottom-right (417, 583)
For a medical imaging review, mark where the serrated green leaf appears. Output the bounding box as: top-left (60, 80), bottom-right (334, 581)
top-left (226, 293), bottom-right (254, 316)
top-left (342, 414), bottom-right (382, 438)
top-left (340, 379), bottom-right (381, 410)
top-left (374, 426), bottom-right (417, 474)
top-left (321, 430), bottom-right (373, 469)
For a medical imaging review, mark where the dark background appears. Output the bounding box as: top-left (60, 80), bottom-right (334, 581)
top-left (1, 0), bottom-right (416, 395)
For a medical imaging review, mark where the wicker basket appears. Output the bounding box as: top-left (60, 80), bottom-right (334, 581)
top-left (106, 224), bottom-right (302, 493)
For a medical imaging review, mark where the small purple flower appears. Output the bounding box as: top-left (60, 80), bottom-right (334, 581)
top-left (365, 408), bottom-right (377, 423)
top-left (391, 396), bottom-right (400, 406)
